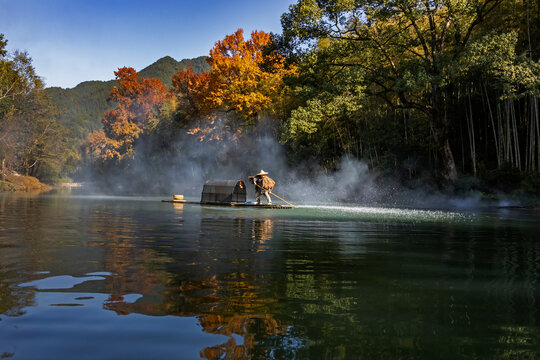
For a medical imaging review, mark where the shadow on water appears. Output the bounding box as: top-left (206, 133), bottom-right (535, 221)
top-left (0, 194), bottom-right (539, 359)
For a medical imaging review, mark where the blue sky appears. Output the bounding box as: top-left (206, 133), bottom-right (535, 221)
top-left (1, 0), bottom-right (295, 88)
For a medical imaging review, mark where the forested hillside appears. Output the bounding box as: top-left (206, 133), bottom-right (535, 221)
top-left (277, 0), bottom-right (540, 193)
top-left (138, 56), bottom-right (209, 87)
top-left (2, 0), bottom-right (539, 199)
top-left (84, 0), bottom-right (539, 197)
top-left (45, 56), bottom-right (208, 142)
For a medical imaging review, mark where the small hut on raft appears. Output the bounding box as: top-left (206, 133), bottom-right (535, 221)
top-left (200, 180), bottom-right (246, 204)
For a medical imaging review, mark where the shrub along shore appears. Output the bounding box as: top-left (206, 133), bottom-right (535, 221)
top-left (0, 171), bottom-right (52, 193)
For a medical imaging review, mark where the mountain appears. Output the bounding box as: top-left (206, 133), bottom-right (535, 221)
top-left (45, 56), bottom-right (209, 142)
top-left (138, 56), bottom-right (208, 87)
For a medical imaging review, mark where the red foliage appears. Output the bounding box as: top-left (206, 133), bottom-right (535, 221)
top-left (86, 67), bottom-right (166, 161)
top-left (171, 66), bottom-right (211, 119)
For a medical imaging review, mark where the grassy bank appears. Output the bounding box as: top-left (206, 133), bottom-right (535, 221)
top-left (0, 172), bottom-right (52, 193)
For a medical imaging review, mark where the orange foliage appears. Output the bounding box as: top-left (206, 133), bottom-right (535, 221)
top-left (171, 29), bottom-right (294, 142)
top-left (199, 313), bottom-right (286, 360)
top-left (86, 130), bottom-right (124, 160)
top-left (203, 29), bottom-right (290, 121)
top-left (171, 66), bottom-right (210, 120)
top-left (86, 67), bottom-right (166, 161)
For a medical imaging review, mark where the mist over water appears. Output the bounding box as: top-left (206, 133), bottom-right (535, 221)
top-left (82, 117), bottom-right (494, 210)
top-left (299, 204), bottom-right (470, 223)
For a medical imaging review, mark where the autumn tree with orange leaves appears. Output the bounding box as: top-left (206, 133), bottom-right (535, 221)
top-left (170, 65), bottom-right (210, 122)
top-left (86, 67), bottom-right (166, 161)
top-left (172, 29), bottom-right (293, 141)
top-left (203, 29), bottom-right (289, 122)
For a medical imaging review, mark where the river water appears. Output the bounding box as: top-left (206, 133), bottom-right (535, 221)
top-left (0, 194), bottom-right (539, 359)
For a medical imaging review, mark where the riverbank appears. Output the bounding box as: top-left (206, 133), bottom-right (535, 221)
top-left (0, 171), bottom-right (52, 193)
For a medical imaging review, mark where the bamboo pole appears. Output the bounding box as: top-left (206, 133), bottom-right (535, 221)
top-left (526, 97), bottom-right (532, 171)
top-left (505, 100), bottom-right (512, 166)
top-left (497, 101), bottom-right (504, 167)
top-left (510, 100), bottom-right (521, 170)
top-left (467, 88), bottom-right (477, 176)
top-left (254, 182), bottom-right (297, 208)
top-left (533, 96), bottom-right (540, 172)
top-left (483, 82), bottom-right (500, 167)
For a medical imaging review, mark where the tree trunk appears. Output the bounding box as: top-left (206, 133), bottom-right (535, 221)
top-left (441, 137), bottom-right (458, 183)
top-left (510, 100), bottom-right (521, 170)
top-left (431, 87), bottom-right (458, 183)
top-left (431, 118), bottom-right (458, 183)
top-left (467, 88), bottom-right (476, 177)
top-left (535, 96), bottom-right (539, 172)
top-left (483, 82), bottom-right (500, 167)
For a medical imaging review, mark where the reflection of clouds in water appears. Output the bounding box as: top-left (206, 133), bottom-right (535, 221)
top-left (19, 275), bottom-right (106, 290)
top-left (103, 293), bottom-right (145, 315)
top-left (17, 273), bottom-right (147, 315)
top-left (11, 206), bottom-right (294, 358)
top-left (0, 290), bottom-right (223, 359)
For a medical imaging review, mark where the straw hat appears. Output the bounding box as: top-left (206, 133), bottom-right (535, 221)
top-left (256, 170), bottom-right (269, 176)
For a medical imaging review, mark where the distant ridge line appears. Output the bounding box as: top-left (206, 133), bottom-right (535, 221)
top-left (46, 55), bottom-right (209, 91)
top-left (44, 55), bottom-right (210, 142)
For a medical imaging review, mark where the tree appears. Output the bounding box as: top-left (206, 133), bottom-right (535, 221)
top-left (1, 34), bottom-right (67, 182)
top-left (8, 91), bottom-right (67, 178)
top-left (282, 0), bottom-right (506, 182)
top-left (171, 65), bottom-right (210, 122)
top-left (169, 29), bottom-right (294, 142)
top-left (1, 34), bottom-right (43, 121)
top-left (86, 67), bottom-right (166, 161)
top-left (1, 49), bottom-right (42, 103)
top-left (199, 29), bottom-right (292, 125)
top-left (281, 42), bottom-right (366, 165)
top-left (459, 30), bottom-right (540, 173)
top-left (0, 34), bottom-right (7, 57)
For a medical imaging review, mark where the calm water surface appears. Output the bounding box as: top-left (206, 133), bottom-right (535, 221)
top-left (0, 194), bottom-right (539, 359)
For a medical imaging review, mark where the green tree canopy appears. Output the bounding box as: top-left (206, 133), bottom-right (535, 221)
top-left (1, 34), bottom-right (68, 182)
top-left (281, 0), bottom-right (510, 182)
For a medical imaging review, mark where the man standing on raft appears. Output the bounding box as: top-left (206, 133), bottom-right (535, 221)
top-left (249, 170), bottom-right (275, 205)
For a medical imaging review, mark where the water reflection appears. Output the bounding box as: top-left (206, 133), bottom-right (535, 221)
top-left (1, 195), bottom-right (540, 359)
top-left (251, 219), bottom-right (274, 251)
top-left (83, 205), bottom-right (287, 358)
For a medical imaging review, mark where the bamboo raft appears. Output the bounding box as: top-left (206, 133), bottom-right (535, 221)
top-left (163, 179), bottom-right (294, 210)
top-left (161, 199), bottom-right (291, 209)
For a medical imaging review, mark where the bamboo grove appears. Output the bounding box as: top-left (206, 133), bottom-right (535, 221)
top-left (1, 0), bottom-right (539, 194)
top-left (280, 0), bottom-right (540, 187)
